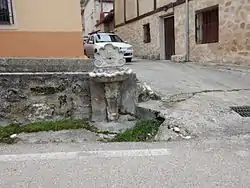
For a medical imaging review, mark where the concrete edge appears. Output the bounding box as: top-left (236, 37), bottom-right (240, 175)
top-left (0, 58), bottom-right (93, 73)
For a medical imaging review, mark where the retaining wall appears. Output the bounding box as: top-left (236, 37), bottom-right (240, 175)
top-left (0, 58), bottom-right (92, 126)
top-left (0, 58), bottom-right (137, 126)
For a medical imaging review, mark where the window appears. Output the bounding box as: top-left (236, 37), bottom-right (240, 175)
top-left (143, 23), bottom-right (151, 43)
top-left (195, 6), bottom-right (219, 44)
top-left (0, 0), bottom-right (14, 25)
top-left (87, 36), bottom-right (95, 44)
top-left (95, 34), bottom-right (123, 43)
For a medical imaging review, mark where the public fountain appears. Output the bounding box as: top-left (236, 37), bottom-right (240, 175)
top-left (89, 44), bottom-right (134, 122)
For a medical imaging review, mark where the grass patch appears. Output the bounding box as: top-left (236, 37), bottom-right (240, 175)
top-left (109, 120), bottom-right (162, 142)
top-left (0, 119), bottom-right (163, 144)
top-left (0, 120), bottom-right (96, 144)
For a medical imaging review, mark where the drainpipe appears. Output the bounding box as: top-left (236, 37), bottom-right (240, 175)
top-left (185, 0), bottom-right (190, 62)
top-left (100, 0), bottom-right (103, 13)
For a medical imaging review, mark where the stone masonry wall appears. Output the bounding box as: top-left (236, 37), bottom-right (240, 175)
top-left (116, 0), bottom-right (250, 64)
top-left (175, 0), bottom-right (250, 64)
top-left (0, 57), bottom-right (141, 126)
top-left (116, 11), bottom-right (171, 60)
top-left (0, 73), bottom-right (91, 126)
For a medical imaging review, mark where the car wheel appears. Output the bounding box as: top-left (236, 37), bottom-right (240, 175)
top-left (126, 58), bottom-right (132, 62)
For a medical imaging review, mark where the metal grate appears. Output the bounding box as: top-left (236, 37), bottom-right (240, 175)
top-left (231, 106), bottom-right (250, 117)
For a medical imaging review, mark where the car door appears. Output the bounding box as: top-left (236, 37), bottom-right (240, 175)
top-left (84, 36), bottom-right (95, 58)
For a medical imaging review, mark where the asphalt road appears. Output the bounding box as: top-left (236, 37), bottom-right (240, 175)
top-left (0, 135), bottom-right (250, 188)
top-left (129, 60), bottom-right (250, 96)
top-left (129, 60), bottom-right (250, 140)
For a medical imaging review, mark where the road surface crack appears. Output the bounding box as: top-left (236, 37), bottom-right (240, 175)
top-left (162, 88), bottom-right (250, 107)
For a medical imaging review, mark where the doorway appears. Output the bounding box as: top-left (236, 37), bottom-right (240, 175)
top-left (164, 16), bottom-right (175, 60)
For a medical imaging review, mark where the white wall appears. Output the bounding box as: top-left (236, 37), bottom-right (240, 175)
top-left (84, 0), bottom-right (113, 34)
top-left (83, 0), bottom-right (95, 34)
top-left (101, 2), bottom-right (113, 13)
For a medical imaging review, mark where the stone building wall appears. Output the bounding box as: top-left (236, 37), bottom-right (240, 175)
top-left (115, 0), bottom-right (250, 64)
top-left (116, 11), bottom-right (169, 60)
top-left (175, 0), bottom-right (250, 64)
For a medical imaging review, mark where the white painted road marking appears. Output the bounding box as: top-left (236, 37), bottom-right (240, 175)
top-left (0, 149), bottom-right (171, 162)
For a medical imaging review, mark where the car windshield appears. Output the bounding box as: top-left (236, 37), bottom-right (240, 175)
top-left (96, 34), bottom-right (123, 43)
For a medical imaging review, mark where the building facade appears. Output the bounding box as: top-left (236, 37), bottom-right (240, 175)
top-left (115, 0), bottom-right (250, 64)
top-left (0, 0), bottom-right (84, 58)
top-left (95, 9), bottom-right (114, 33)
top-left (83, 0), bottom-right (113, 35)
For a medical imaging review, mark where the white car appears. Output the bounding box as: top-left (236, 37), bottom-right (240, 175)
top-left (83, 36), bottom-right (88, 44)
top-left (84, 32), bottom-right (133, 62)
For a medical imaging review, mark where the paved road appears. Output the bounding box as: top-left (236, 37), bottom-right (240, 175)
top-left (0, 135), bottom-right (250, 188)
top-left (129, 60), bottom-right (250, 139)
top-left (129, 60), bottom-right (250, 96)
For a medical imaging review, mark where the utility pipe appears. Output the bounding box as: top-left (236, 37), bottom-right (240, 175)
top-left (185, 0), bottom-right (190, 62)
top-left (100, 0), bottom-right (103, 13)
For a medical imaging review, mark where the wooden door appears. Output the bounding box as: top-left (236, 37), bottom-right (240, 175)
top-left (164, 16), bottom-right (175, 60)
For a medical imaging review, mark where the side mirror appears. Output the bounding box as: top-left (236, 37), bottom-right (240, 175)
top-left (88, 41), bottom-right (94, 44)
top-left (124, 41), bottom-right (128, 43)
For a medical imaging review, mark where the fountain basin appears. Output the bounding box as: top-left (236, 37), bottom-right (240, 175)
top-left (89, 72), bottom-right (131, 83)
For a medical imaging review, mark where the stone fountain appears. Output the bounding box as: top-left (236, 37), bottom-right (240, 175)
top-left (89, 44), bottom-right (135, 122)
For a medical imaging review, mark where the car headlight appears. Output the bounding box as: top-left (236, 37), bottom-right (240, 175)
top-left (127, 47), bottom-right (133, 50)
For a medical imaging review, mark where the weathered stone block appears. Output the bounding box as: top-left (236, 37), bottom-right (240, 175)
top-left (120, 73), bottom-right (137, 115)
top-left (171, 54), bottom-right (186, 62)
top-left (89, 80), bottom-right (107, 122)
top-left (0, 73), bottom-right (91, 126)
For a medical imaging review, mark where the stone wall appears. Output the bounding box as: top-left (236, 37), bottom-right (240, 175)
top-left (175, 0), bottom-right (250, 64)
top-left (116, 11), bottom-right (169, 60)
top-left (115, 0), bottom-right (250, 64)
top-left (0, 58), bottom-right (139, 126)
top-left (0, 58), bottom-right (93, 126)
top-left (0, 72), bottom-right (91, 126)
